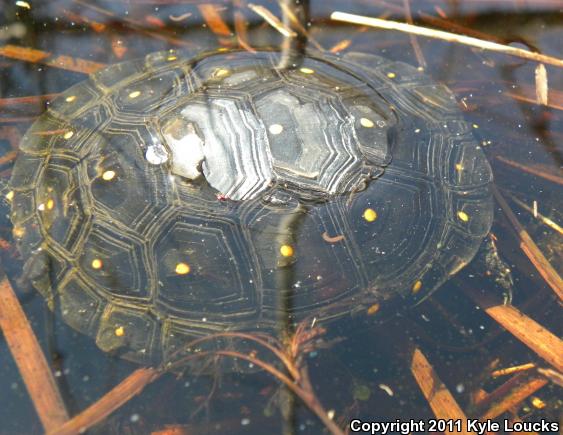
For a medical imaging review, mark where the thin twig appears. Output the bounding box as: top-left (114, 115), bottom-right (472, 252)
top-left (506, 193), bottom-right (563, 235)
top-left (0, 94), bottom-right (59, 108)
top-left (505, 91), bottom-right (563, 111)
top-left (71, 0), bottom-right (194, 48)
top-left (165, 324), bottom-right (339, 434)
top-left (492, 185), bottom-right (563, 301)
top-left (0, 44), bottom-right (105, 74)
top-left (278, 2), bottom-right (324, 51)
top-left (402, 0), bottom-right (426, 68)
top-left (0, 274), bottom-right (69, 431)
top-left (198, 4), bottom-right (232, 37)
top-left (248, 3), bottom-right (297, 38)
top-left (213, 350), bottom-right (345, 435)
top-left (492, 363), bottom-right (536, 378)
top-left (537, 368), bottom-right (563, 387)
top-left (234, 10), bottom-right (256, 52)
top-left (330, 12), bottom-right (563, 68)
top-left (410, 348), bottom-right (476, 435)
top-left (496, 156), bottom-right (563, 186)
top-left (48, 368), bottom-right (160, 435)
top-left (170, 331), bottom-right (301, 380)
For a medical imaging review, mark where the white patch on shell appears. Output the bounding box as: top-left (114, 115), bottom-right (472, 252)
top-left (146, 142), bottom-right (169, 165)
top-left (164, 125), bottom-right (205, 180)
top-left (174, 102), bottom-right (273, 201)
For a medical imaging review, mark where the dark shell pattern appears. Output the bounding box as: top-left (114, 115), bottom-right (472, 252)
top-left (9, 49), bottom-right (493, 366)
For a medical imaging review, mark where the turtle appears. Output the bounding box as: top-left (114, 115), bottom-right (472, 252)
top-left (7, 48), bottom-right (493, 368)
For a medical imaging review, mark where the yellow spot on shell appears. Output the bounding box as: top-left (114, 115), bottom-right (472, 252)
top-left (102, 170), bottom-right (116, 181)
top-left (269, 124), bottom-right (283, 135)
top-left (63, 131), bottom-right (74, 139)
top-left (46, 199), bottom-right (55, 210)
top-left (213, 68), bottom-right (230, 78)
top-left (387, 72), bottom-right (396, 78)
top-left (412, 280), bottom-right (423, 294)
top-left (65, 95), bottom-right (76, 103)
top-left (299, 67), bottom-right (315, 74)
top-left (360, 118), bottom-right (374, 128)
top-left (175, 262), bottom-right (191, 275)
top-left (363, 208), bottom-right (377, 222)
top-left (167, 55), bottom-right (177, 61)
top-left (455, 163), bottom-right (464, 171)
top-left (457, 211), bottom-right (470, 222)
top-left (128, 90), bottom-right (141, 99)
top-left (280, 244), bottom-right (294, 257)
top-left (367, 303), bottom-right (380, 315)
top-left (91, 258), bottom-right (103, 270)
top-left (5, 191), bottom-right (14, 202)
top-left (115, 326), bottom-right (125, 337)
top-left (13, 227), bottom-right (25, 238)
top-left (472, 123), bottom-right (479, 129)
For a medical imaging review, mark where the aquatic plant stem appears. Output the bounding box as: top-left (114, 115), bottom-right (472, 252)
top-left (331, 12), bottom-right (563, 68)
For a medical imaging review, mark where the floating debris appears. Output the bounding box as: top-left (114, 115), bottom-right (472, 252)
top-left (535, 63), bottom-right (548, 106)
top-left (15, 1), bottom-right (31, 10)
top-left (378, 384), bottom-right (394, 396)
top-left (321, 232), bottom-right (345, 243)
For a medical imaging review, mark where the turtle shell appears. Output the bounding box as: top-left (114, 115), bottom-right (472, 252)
top-left (9, 49), bottom-right (493, 366)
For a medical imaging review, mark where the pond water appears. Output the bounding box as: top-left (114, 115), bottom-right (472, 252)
top-left (0, 1), bottom-right (561, 434)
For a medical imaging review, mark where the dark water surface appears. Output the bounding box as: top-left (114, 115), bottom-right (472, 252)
top-left (0, 1), bottom-right (561, 434)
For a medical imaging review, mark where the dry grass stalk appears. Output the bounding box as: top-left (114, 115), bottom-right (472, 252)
top-left (496, 156), bottom-right (563, 186)
top-left (505, 92), bottom-right (563, 111)
top-left (474, 372), bottom-right (547, 420)
top-left (198, 4), bottom-right (232, 37)
top-left (402, 0), bottom-right (426, 68)
top-left (492, 363), bottom-right (536, 378)
top-left (492, 185), bottom-right (563, 301)
top-left (62, 10), bottom-right (107, 33)
top-left (0, 45), bottom-right (106, 74)
top-left (329, 39), bottom-right (352, 53)
top-left (410, 348), bottom-right (476, 435)
top-left (505, 83), bottom-right (563, 111)
top-left (0, 150), bottom-right (17, 165)
top-left (71, 0), bottom-right (193, 47)
top-left (507, 194), bottom-right (563, 236)
top-left (330, 12), bottom-right (563, 68)
top-left (278, 2), bottom-right (324, 51)
top-left (48, 368), bottom-right (161, 435)
top-left (248, 3), bottom-right (297, 38)
top-left (463, 286), bottom-right (563, 372)
top-left (0, 94), bottom-right (59, 108)
top-left (537, 368), bottom-right (563, 387)
top-left (152, 426), bottom-right (189, 435)
top-left (418, 11), bottom-right (505, 44)
top-left (0, 275), bottom-right (69, 431)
